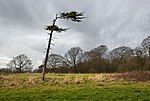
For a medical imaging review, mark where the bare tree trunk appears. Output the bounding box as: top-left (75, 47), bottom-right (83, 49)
top-left (18, 67), bottom-right (22, 73)
top-left (42, 33), bottom-right (53, 81)
top-left (42, 15), bottom-right (58, 81)
top-left (149, 48), bottom-right (150, 60)
top-left (73, 59), bottom-right (77, 73)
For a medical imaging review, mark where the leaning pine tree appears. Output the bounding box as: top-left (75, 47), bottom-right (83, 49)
top-left (42, 11), bottom-right (85, 81)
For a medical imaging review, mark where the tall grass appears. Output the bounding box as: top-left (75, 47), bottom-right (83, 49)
top-left (0, 71), bottom-right (150, 88)
top-left (115, 71), bottom-right (150, 81)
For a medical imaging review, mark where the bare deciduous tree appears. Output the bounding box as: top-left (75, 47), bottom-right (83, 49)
top-left (141, 36), bottom-right (150, 59)
top-left (65, 47), bottom-right (83, 72)
top-left (47, 53), bottom-right (68, 68)
top-left (7, 54), bottom-right (33, 73)
top-left (88, 45), bottom-right (108, 61)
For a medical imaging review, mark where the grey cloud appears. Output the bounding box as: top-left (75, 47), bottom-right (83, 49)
top-left (0, 0), bottom-right (150, 68)
top-left (52, 0), bottom-right (150, 50)
top-left (0, 0), bottom-right (56, 30)
top-left (0, 0), bottom-right (33, 27)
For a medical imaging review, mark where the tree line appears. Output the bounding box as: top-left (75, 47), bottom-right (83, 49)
top-left (1, 35), bottom-right (150, 74)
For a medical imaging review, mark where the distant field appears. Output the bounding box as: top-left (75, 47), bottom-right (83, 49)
top-left (0, 72), bottom-right (150, 101)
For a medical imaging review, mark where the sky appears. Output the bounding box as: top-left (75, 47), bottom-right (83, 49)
top-left (0, 0), bottom-right (150, 68)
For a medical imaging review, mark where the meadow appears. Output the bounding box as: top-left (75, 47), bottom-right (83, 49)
top-left (0, 72), bottom-right (150, 101)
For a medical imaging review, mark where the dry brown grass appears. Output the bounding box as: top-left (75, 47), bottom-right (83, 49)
top-left (115, 71), bottom-right (150, 81)
top-left (26, 77), bottom-right (42, 85)
top-left (0, 71), bottom-right (150, 87)
top-left (88, 74), bottom-right (117, 82)
top-left (0, 76), bottom-right (23, 87)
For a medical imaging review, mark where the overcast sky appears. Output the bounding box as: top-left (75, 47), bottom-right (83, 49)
top-left (0, 0), bottom-right (150, 68)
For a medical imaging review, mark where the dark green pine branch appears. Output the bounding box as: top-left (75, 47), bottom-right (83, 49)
top-left (59, 11), bottom-right (85, 22)
top-left (45, 25), bottom-right (69, 33)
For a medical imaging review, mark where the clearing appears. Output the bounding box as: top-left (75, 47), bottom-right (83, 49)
top-left (0, 72), bottom-right (150, 101)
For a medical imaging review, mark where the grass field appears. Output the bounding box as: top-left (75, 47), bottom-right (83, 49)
top-left (0, 72), bottom-right (150, 101)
